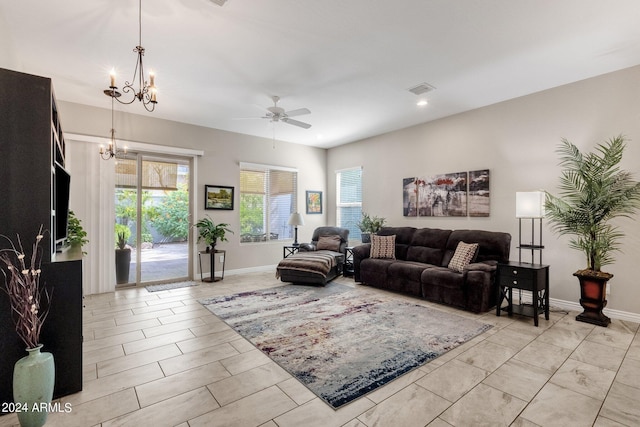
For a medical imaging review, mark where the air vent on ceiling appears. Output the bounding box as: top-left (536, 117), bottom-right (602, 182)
top-left (408, 82), bottom-right (436, 96)
top-left (209, 0), bottom-right (228, 6)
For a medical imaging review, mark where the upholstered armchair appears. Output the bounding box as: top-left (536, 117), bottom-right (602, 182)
top-left (278, 226), bottom-right (350, 285)
top-left (299, 226), bottom-right (349, 255)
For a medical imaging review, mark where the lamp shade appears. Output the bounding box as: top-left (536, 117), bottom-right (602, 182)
top-left (516, 191), bottom-right (545, 218)
top-left (288, 212), bottom-right (305, 226)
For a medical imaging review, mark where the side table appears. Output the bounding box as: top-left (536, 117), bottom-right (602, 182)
top-left (283, 245), bottom-right (300, 258)
top-left (198, 249), bottom-right (226, 282)
top-left (343, 246), bottom-right (354, 277)
top-left (496, 261), bottom-right (549, 326)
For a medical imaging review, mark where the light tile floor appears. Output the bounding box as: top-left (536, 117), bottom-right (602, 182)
top-left (2, 271), bottom-right (640, 427)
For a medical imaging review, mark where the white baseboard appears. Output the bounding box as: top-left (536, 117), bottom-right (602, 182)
top-left (549, 297), bottom-right (640, 323)
top-left (223, 264), bottom-right (277, 276)
top-left (508, 290), bottom-right (640, 323)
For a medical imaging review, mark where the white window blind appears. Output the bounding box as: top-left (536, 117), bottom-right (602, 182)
top-left (336, 167), bottom-right (362, 240)
top-left (240, 163), bottom-right (297, 243)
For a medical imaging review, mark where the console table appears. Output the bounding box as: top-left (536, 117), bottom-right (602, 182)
top-left (496, 261), bottom-right (549, 326)
top-left (198, 249), bottom-right (225, 282)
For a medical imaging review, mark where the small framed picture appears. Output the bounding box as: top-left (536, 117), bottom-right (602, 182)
top-left (306, 190), bottom-right (322, 214)
top-left (205, 185), bottom-right (234, 210)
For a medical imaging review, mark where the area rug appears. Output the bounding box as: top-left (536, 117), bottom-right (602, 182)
top-left (145, 281), bottom-right (198, 292)
top-left (199, 283), bottom-right (492, 408)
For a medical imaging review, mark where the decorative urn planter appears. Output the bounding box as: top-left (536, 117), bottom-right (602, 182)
top-left (574, 270), bottom-right (613, 327)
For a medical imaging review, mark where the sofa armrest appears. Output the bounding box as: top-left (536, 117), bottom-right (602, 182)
top-left (352, 244), bottom-right (371, 282)
top-left (299, 243), bottom-right (316, 252)
top-left (463, 261), bottom-right (496, 273)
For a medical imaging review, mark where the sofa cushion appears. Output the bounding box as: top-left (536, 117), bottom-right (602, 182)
top-left (442, 229), bottom-right (511, 266)
top-left (448, 241), bottom-right (479, 272)
top-left (406, 228), bottom-right (452, 265)
top-left (317, 235), bottom-right (341, 251)
top-left (371, 234), bottom-right (396, 259)
top-left (378, 227), bottom-right (415, 260)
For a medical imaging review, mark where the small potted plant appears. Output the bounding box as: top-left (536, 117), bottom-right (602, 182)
top-left (545, 135), bottom-right (640, 326)
top-left (194, 216), bottom-right (233, 251)
top-left (66, 210), bottom-right (89, 254)
top-left (356, 213), bottom-right (386, 243)
top-left (115, 225), bottom-right (131, 285)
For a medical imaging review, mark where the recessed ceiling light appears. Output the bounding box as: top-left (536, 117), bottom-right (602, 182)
top-left (416, 100), bottom-right (428, 107)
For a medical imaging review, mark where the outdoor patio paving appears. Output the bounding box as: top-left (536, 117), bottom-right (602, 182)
top-left (127, 241), bottom-right (189, 284)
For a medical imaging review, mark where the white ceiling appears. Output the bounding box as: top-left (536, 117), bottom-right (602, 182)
top-left (2, 0), bottom-right (640, 149)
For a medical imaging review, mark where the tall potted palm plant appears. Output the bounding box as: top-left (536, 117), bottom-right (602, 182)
top-left (545, 135), bottom-right (640, 326)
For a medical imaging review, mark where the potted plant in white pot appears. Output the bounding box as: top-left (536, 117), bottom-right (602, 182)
top-left (356, 213), bottom-right (386, 243)
top-left (545, 135), bottom-right (640, 326)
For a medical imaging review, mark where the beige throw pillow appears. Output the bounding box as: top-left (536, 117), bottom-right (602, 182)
top-left (371, 234), bottom-right (396, 259)
top-left (448, 241), bottom-right (479, 272)
top-left (317, 235), bottom-right (342, 251)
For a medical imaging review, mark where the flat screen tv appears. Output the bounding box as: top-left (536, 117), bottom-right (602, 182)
top-left (54, 163), bottom-right (71, 248)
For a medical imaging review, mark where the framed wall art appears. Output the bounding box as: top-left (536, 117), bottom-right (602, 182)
top-left (205, 185), bottom-right (234, 210)
top-left (306, 190), bottom-right (322, 214)
top-left (468, 169), bottom-right (490, 217)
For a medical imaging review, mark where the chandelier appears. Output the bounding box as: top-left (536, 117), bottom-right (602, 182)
top-left (99, 91), bottom-right (127, 160)
top-left (104, 0), bottom-right (157, 112)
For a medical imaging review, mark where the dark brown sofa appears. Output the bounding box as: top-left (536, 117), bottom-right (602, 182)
top-left (353, 226), bottom-right (511, 312)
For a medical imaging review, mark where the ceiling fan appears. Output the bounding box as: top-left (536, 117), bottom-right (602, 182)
top-left (259, 96), bottom-right (312, 129)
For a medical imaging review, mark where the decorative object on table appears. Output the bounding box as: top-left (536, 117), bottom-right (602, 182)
top-left (515, 191), bottom-right (545, 264)
top-left (194, 216), bottom-right (233, 251)
top-left (200, 283), bottom-right (491, 408)
top-left (287, 212), bottom-right (305, 246)
top-left (205, 185), bottom-right (234, 210)
top-left (545, 135), bottom-right (640, 327)
top-left (65, 210), bottom-right (89, 255)
top-left (104, 0), bottom-right (158, 112)
top-left (305, 190), bottom-right (322, 214)
top-left (115, 227), bottom-right (131, 285)
top-left (0, 226), bottom-right (55, 427)
top-left (356, 212), bottom-right (386, 243)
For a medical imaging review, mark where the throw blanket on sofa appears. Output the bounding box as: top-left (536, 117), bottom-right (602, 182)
top-left (276, 251), bottom-right (337, 278)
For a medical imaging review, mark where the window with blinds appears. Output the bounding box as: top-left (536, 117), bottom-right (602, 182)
top-left (336, 167), bottom-right (362, 240)
top-left (239, 163), bottom-right (297, 243)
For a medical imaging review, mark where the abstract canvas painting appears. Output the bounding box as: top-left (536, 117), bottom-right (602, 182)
top-left (417, 172), bottom-right (468, 217)
top-left (468, 169), bottom-right (490, 217)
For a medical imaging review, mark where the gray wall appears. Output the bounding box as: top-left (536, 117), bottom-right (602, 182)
top-left (327, 65), bottom-right (640, 315)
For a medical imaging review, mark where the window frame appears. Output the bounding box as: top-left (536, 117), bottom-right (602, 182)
top-left (239, 162), bottom-right (298, 244)
top-left (336, 166), bottom-right (363, 240)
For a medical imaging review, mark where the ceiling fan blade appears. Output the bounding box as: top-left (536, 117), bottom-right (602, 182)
top-left (284, 108), bottom-right (310, 117)
top-left (281, 117), bottom-right (312, 129)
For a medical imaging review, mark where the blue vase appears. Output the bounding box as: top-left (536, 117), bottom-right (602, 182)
top-left (13, 345), bottom-right (55, 427)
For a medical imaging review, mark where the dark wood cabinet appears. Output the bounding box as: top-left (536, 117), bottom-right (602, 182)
top-left (496, 261), bottom-right (549, 326)
top-left (0, 68), bottom-right (83, 407)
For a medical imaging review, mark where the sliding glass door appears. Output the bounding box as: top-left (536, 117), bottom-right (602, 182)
top-left (115, 153), bottom-right (192, 285)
